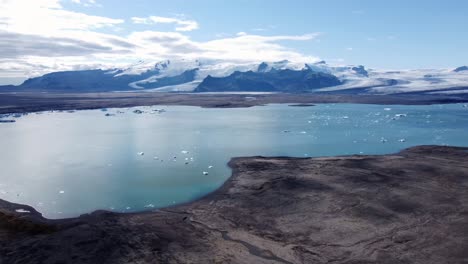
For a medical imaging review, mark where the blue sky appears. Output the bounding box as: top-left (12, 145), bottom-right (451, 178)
top-left (65, 0), bottom-right (468, 69)
top-left (0, 0), bottom-right (467, 84)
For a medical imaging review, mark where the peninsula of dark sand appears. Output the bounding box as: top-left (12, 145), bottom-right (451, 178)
top-left (1, 92), bottom-right (468, 114)
top-left (1, 145), bottom-right (468, 263)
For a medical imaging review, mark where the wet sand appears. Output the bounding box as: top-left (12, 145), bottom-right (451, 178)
top-left (1, 145), bottom-right (468, 263)
top-left (1, 92), bottom-right (468, 114)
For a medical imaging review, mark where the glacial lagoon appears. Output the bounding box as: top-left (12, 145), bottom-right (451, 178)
top-left (0, 103), bottom-right (467, 219)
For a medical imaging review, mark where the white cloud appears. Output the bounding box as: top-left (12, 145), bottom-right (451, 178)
top-left (126, 31), bottom-right (320, 62)
top-left (0, 0), bottom-right (122, 35)
top-left (131, 16), bottom-right (198, 32)
top-left (71, 0), bottom-right (99, 7)
top-left (0, 1), bottom-right (321, 81)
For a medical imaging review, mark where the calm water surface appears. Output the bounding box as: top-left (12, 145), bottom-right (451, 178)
top-left (0, 103), bottom-right (467, 218)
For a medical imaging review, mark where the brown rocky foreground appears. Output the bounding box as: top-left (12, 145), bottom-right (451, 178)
top-left (1, 145), bottom-right (468, 263)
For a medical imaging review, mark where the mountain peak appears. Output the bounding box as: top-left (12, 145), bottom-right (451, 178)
top-left (454, 66), bottom-right (468, 72)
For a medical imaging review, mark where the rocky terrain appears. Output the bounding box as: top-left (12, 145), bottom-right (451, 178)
top-left (1, 145), bottom-right (468, 263)
top-left (1, 92), bottom-right (468, 114)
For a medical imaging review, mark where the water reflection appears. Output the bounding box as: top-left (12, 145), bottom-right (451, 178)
top-left (0, 104), bottom-right (467, 218)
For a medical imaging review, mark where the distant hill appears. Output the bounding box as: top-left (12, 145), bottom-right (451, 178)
top-left (195, 69), bottom-right (341, 92)
top-left (1, 59), bottom-right (467, 95)
top-left (454, 66), bottom-right (468, 72)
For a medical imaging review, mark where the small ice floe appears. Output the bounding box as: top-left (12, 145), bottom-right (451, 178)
top-left (181, 150), bottom-right (189, 154)
top-left (395, 114), bottom-right (407, 118)
top-left (384, 108), bottom-right (392, 111)
top-left (59, 190), bottom-right (65, 194)
top-left (300, 131), bottom-right (307, 134)
top-left (380, 137), bottom-right (388, 143)
top-left (307, 120), bottom-right (312, 123)
top-left (203, 171), bottom-right (209, 175)
top-left (15, 209), bottom-right (30, 213)
top-left (137, 152), bottom-right (144, 156)
top-left (153, 156), bottom-right (159, 160)
top-left (125, 207), bottom-right (131, 210)
top-left (398, 138), bottom-right (406, 142)
top-left (208, 165), bottom-right (213, 169)
top-left (144, 204), bottom-right (155, 208)
top-left (133, 109), bottom-right (144, 114)
top-left (342, 116), bottom-right (349, 119)
top-left (462, 104), bottom-right (467, 108)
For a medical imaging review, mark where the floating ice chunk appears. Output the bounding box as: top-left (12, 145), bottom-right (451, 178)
top-left (398, 139), bottom-right (406, 142)
top-left (380, 138), bottom-right (388, 143)
top-left (144, 204), bottom-right (155, 208)
top-left (15, 209), bottom-right (30, 213)
top-left (307, 120), bottom-right (312, 123)
top-left (208, 165), bottom-right (213, 169)
top-left (59, 190), bottom-right (65, 194)
top-left (342, 116), bottom-right (349, 119)
top-left (300, 131), bottom-right (307, 134)
top-left (181, 150), bottom-right (189, 154)
top-left (203, 171), bottom-right (209, 175)
top-left (384, 108), bottom-right (392, 111)
top-left (137, 152), bottom-right (144, 156)
top-left (125, 207), bottom-right (131, 210)
top-left (153, 156), bottom-right (159, 160)
top-left (133, 109), bottom-right (144, 114)
top-left (395, 114), bottom-right (407, 118)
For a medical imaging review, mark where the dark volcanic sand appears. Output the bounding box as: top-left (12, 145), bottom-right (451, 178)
top-left (1, 92), bottom-right (468, 114)
top-left (1, 145), bottom-right (468, 263)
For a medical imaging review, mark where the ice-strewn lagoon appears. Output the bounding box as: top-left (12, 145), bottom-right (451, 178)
top-left (1, 103), bottom-right (467, 219)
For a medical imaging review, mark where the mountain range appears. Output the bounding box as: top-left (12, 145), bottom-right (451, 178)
top-left (1, 59), bottom-right (467, 95)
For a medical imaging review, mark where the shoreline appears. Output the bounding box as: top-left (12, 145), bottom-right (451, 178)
top-left (1, 145), bottom-right (468, 263)
top-left (1, 92), bottom-right (468, 114)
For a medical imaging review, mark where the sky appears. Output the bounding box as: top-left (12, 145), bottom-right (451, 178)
top-left (0, 0), bottom-right (467, 85)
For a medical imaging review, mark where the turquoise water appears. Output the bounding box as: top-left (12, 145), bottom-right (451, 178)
top-left (0, 103), bottom-right (467, 219)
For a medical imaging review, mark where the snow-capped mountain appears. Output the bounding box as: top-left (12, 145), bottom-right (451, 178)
top-left (1, 59), bottom-right (467, 95)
